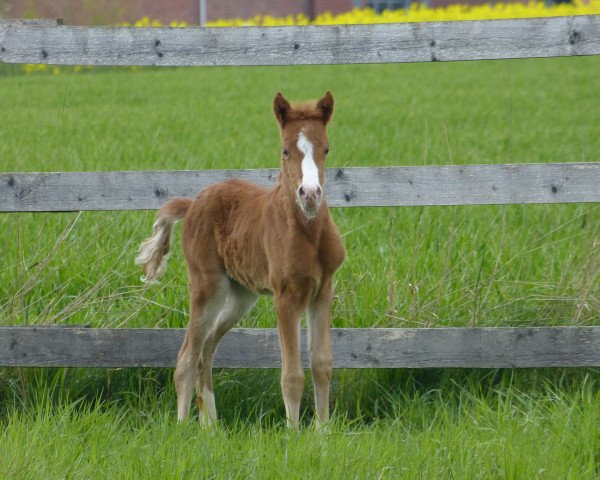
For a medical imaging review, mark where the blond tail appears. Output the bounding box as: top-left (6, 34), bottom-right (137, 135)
top-left (135, 197), bottom-right (192, 284)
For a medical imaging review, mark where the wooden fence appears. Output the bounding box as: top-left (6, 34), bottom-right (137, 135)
top-left (1, 16), bottom-right (599, 369)
top-left (1, 16), bottom-right (599, 66)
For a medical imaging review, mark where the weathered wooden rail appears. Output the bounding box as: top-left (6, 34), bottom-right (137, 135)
top-left (1, 16), bottom-right (599, 66)
top-left (2, 163), bottom-right (600, 212)
top-left (2, 327), bottom-right (600, 368)
top-left (1, 16), bottom-right (599, 369)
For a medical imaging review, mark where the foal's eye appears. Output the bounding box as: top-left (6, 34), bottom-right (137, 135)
top-left (282, 147), bottom-right (289, 158)
top-left (324, 146), bottom-right (330, 156)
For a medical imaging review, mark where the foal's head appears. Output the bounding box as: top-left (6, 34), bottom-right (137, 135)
top-left (273, 92), bottom-right (334, 219)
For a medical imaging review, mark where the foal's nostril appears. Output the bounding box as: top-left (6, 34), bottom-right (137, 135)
top-left (315, 185), bottom-right (322, 197)
top-left (298, 186), bottom-right (305, 198)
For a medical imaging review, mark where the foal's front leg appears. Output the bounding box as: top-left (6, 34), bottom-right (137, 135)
top-left (275, 286), bottom-right (310, 429)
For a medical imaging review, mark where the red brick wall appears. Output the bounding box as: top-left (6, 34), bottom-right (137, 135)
top-left (4, 0), bottom-right (359, 25)
top-left (205, 0), bottom-right (356, 22)
top-left (315, 0), bottom-right (355, 16)
top-left (5, 0), bottom-right (198, 25)
top-left (208, 0), bottom-right (308, 21)
top-left (4, 0), bottom-right (525, 25)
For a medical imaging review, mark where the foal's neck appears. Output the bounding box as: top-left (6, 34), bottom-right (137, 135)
top-left (273, 183), bottom-right (327, 241)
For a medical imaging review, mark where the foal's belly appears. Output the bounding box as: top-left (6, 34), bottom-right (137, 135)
top-left (219, 236), bottom-right (271, 295)
top-left (225, 266), bottom-right (271, 295)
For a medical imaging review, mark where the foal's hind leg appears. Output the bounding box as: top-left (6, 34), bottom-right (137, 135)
top-left (199, 280), bottom-right (257, 424)
top-left (174, 274), bottom-right (227, 422)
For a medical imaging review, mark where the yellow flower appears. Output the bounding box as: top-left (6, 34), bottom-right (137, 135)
top-left (128, 1), bottom-right (600, 29)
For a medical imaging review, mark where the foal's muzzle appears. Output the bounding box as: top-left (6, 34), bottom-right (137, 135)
top-left (297, 185), bottom-right (322, 217)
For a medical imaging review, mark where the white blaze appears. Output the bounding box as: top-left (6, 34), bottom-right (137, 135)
top-left (297, 132), bottom-right (320, 190)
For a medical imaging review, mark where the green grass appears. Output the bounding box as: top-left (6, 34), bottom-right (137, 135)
top-left (1, 58), bottom-right (599, 329)
top-left (1, 369), bottom-right (598, 479)
top-left (1, 57), bottom-right (599, 477)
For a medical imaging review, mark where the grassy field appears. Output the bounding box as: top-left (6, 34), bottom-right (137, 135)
top-left (1, 57), bottom-right (599, 477)
top-left (2, 372), bottom-right (598, 478)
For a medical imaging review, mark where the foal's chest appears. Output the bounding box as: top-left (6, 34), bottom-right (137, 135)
top-left (220, 230), bottom-right (328, 296)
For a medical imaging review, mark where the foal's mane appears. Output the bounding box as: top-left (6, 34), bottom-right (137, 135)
top-left (286, 101), bottom-right (328, 122)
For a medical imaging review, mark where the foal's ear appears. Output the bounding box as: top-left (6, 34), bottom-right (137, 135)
top-left (273, 92), bottom-right (292, 127)
top-left (317, 91), bottom-right (334, 124)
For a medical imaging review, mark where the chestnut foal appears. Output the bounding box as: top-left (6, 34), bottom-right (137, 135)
top-left (136, 92), bottom-right (345, 428)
